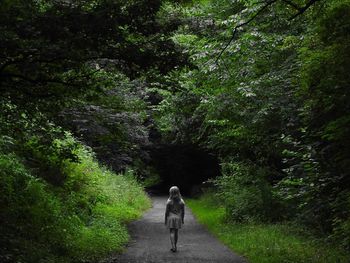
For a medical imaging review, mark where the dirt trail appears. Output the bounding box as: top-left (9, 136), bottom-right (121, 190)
top-left (104, 196), bottom-right (246, 263)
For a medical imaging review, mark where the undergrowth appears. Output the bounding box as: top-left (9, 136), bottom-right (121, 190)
top-left (187, 193), bottom-right (349, 263)
top-left (0, 134), bottom-right (150, 263)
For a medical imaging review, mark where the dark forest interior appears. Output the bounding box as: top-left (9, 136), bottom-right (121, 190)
top-left (149, 144), bottom-right (220, 195)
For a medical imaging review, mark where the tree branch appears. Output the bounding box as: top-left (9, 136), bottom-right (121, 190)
top-left (0, 73), bottom-right (80, 87)
top-left (289, 0), bottom-right (321, 20)
top-left (215, 0), bottom-right (278, 64)
top-left (281, 0), bottom-right (302, 11)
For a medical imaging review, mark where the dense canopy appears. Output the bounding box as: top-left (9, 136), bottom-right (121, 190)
top-left (1, 0), bottom-right (349, 262)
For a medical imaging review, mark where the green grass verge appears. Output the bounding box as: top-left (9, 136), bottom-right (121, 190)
top-left (187, 194), bottom-right (349, 263)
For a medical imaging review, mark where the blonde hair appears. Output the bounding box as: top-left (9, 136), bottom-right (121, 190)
top-left (169, 186), bottom-right (182, 202)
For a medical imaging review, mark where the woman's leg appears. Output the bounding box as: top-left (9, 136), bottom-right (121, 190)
top-left (174, 229), bottom-right (178, 249)
top-left (170, 228), bottom-right (175, 251)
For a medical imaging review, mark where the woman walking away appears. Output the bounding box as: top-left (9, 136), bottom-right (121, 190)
top-left (165, 186), bottom-right (185, 252)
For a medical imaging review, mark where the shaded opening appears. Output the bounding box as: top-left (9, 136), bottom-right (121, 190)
top-left (148, 144), bottom-right (220, 196)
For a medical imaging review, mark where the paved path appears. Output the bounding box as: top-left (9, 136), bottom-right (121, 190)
top-left (104, 196), bottom-right (246, 263)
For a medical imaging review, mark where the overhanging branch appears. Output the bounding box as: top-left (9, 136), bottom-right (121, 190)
top-left (215, 0), bottom-right (322, 64)
top-left (215, 0), bottom-right (278, 64)
top-left (289, 0), bottom-right (321, 20)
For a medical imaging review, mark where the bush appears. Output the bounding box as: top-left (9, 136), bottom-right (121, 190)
top-left (331, 191), bottom-right (350, 250)
top-left (0, 133), bottom-right (150, 263)
top-left (213, 161), bottom-right (283, 222)
top-left (0, 153), bottom-right (66, 263)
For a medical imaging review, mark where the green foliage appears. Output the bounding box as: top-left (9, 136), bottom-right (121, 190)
top-left (281, 0), bottom-right (350, 241)
top-left (1, 1), bottom-right (177, 259)
top-left (1, 0), bottom-right (350, 259)
top-left (154, 0), bottom-right (350, 249)
top-left (188, 194), bottom-right (350, 263)
top-left (0, 153), bottom-right (66, 262)
top-left (140, 168), bottom-right (162, 188)
top-left (213, 161), bottom-right (282, 222)
top-left (0, 134), bottom-right (150, 263)
top-left (0, 0), bottom-right (188, 115)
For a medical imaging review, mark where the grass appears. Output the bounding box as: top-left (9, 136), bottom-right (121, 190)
top-left (187, 194), bottom-right (349, 263)
top-left (0, 136), bottom-right (151, 263)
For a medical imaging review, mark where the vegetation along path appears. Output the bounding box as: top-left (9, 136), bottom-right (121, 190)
top-left (104, 196), bottom-right (246, 263)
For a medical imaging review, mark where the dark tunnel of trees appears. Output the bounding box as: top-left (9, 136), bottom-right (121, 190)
top-left (149, 144), bottom-right (220, 196)
top-left (1, 0), bottom-right (350, 262)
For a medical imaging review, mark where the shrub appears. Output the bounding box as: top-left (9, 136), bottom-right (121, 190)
top-left (0, 153), bottom-right (67, 262)
top-left (213, 161), bottom-right (282, 222)
top-left (0, 133), bottom-right (150, 263)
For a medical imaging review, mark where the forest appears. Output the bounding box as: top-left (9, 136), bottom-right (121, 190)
top-left (0, 0), bottom-right (349, 262)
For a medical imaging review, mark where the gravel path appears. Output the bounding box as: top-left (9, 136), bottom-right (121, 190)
top-left (104, 196), bottom-right (246, 263)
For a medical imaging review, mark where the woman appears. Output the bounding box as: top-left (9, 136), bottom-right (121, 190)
top-left (165, 186), bottom-right (185, 252)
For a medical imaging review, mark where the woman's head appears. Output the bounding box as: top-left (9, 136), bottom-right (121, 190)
top-left (169, 186), bottom-right (181, 201)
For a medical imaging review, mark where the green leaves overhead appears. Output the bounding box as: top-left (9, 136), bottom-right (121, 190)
top-left (153, 0), bottom-right (350, 249)
top-left (0, 0), bottom-right (189, 113)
